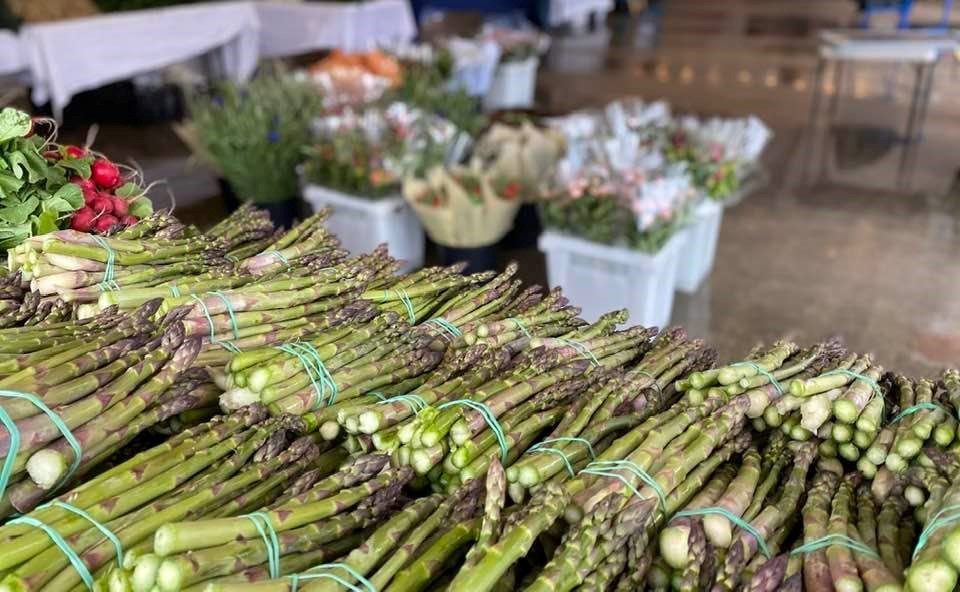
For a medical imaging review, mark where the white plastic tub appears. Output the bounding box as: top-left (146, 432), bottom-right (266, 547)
top-left (538, 230), bottom-right (686, 328)
top-left (675, 199), bottom-right (724, 293)
top-left (484, 57), bottom-right (539, 111)
top-left (302, 185), bottom-right (424, 273)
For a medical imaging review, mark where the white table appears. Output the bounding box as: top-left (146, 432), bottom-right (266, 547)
top-left (0, 31), bottom-right (25, 78)
top-left (256, 0), bottom-right (415, 58)
top-left (804, 30), bottom-right (960, 190)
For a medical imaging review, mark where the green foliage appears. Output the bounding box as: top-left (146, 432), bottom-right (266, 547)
top-left (187, 71), bottom-right (323, 204)
top-left (382, 67), bottom-right (487, 138)
top-left (540, 194), bottom-right (680, 254)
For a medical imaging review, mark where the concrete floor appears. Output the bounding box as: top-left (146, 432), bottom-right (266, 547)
top-left (50, 0), bottom-right (960, 374)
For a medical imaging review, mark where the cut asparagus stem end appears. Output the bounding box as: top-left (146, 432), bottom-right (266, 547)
top-left (132, 554), bottom-right (161, 592)
top-left (26, 448), bottom-right (67, 490)
top-left (658, 525), bottom-right (691, 569)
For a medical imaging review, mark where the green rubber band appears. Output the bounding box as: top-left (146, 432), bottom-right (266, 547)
top-left (822, 369), bottom-right (881, 398)
top-left (377, 394), bottom-right (428, 414)
top-left (288, 563), bottom-right (377, 592)
top-left (244, 512), bottom-right (281, 579)
top-left (92, 236), bottom-right (117, 292)
top-left (891, 402), bottom-right (949, 423)
top-left (267, 250), bottom-right (290, 268)
top-left (96, 280), bottom-right (121, 292)
top-left (438, 400), bottom-right (509, 464)
top-left (508, 318), bottom-right (532, 339)
top-left (225, 253), bottom-right (240, 264)
top-left (8, 515), bottom-right (94, 590)
top-left (913, 504), bottom-right (960, 560)
top-left (277, 344), bottom-right (335, 409)
top-left (219, 341), bottom-right (241, 353)
top-left (559, 339), bottom-right (600, 367)
top-left (368, 392), bottom-right (388, 402)
top-left (582, 459), bottom-right (667, 512)
top-left (531, 437), bottom-right (595, 459)
top-left (634, 370), bottom-right (663, 396)
top-left (191, 295), bottom-right (217, 343)
top-left (730, 361), bottom-right (782, 396)
top-left (169, 284), bottom-right (181, 299)
top-left (394, 289), bottom-right (416, 325)
top-left (674, 506), bottom-right (772, 559)
top-left (527, 446), bottom-right (576, 477)
top-left (0, 390), bottom-right (82, 495)
top-left (41, 501), bottom-right (123, 565)
top-left (427, 317), bottom-right (462, 339)
top-left (293, 342), bottom-right (338, 406)
top-left (208, 291), bottom-right (241, 340)
top-left (793, 534), bottom-right (880, 560)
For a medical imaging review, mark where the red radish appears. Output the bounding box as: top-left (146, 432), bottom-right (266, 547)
top-left (121, 215), bottom-right (138, 226)
top-left (70, 208), bottom-right (97, 232)
top-left (110, 197), bottom-right (129, 217)
top-left (89, 195), bottom-right (114, 215)
top-left (94, 214), bottom-right (119, 234)
top-left (91, 159), bottom-right (121, 189)
top-left (64, 145), bottom-right (86, 159)
top-left (71, 177), bottom-right (97, 193)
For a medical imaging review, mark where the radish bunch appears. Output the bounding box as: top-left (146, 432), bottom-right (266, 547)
top-left (62, 148), bottom-right (152, 234)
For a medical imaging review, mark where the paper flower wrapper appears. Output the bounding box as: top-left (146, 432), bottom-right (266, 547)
top-left (403, 166), bottom-right (521, 248)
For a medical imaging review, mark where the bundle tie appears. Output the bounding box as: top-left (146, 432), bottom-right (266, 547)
top-left (730, 361), bottom-right (782, 396)
top-left (96, 280), bottom-right (120, 292)
top-left (92, 236), bottom-right (117, 292)
top-left (219, 341), bottom-right (242, 354)
top-left (0, 390), bottom-right (82, 498)
top-left (208, 291), bottom-right (240, 340)
top-left (40, 500), bottom-right (124, 565)
top-left (168, 284), bottom-right (182, 299)
top-left (507, 318), bottom-right (532, 339)
top-left (913, 504), bottom-right (960, 560)
top-left (793, 534), bottom-right (880, 560)
top-left (634, 370), bottom-right (663, 396)
top-left (191, 295), bottom-right (218, 343)
top-left (427, 317), bottom-right (462, 340)
top-left (287, 563), bottom-right (377, 592)
top-left (581, 460), bottom-right (667, 512)
top-left (377, 394), bottom-right (428, 414)
top-left (225, 253), bottom-right (240, 264)
top-left (277, 343), bottom-right (337, 408)
top-left (294, 342), bottom-right (337, 405)
top-left (890, 402), bottom-right (949, 423)
top-left (674, 507), bottom-right (771, 559)
top-left (437, 400), bottom-right (508, 464)
top-left (6, 515), bottom-right (94, 590)
top-left (822, 369), bottom-right (881, 398)
top-left (368, 392), bottom-right (388, 402)
top-left (244, 512), bottom-right (281, 579)
top-left (559, 339), bottom-right (600, 367)
top-left (528, 437), bottom-right (596, 477)
top-left (394, 289), bottom-right (416, 324)
top-left (267, 250), bottom-right (290, 268)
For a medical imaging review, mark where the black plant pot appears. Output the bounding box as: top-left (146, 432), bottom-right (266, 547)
top-left (437, 245), bottom-right (498, 274)
top-left (218, 178), bottom-right (300, 229)
top-left (498, 203), bottom-right (542, 249)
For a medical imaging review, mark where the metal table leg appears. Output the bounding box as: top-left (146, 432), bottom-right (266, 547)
top-left (897, 61), bottom-right (933, 191)
top-left (817, 59), bottom-right (845, 184)
top-left (900, 61), bottom-right (936, 191)
top-left (801, 57), bottom-right (827, 186)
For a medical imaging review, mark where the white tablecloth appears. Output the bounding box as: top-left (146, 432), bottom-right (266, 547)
top-left (0, 30), bottom-right (25, 77)
top-left (549, 0), bottom-right (614, 27)
top-left (20, 2), bottom-right (261, 117)
top-left (257, 0), bottom-right (416, 58)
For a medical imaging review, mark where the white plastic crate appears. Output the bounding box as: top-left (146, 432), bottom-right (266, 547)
top-left (675, 199), bottom-right (724, 293)
top-left (302, 185), bottom-right (424, 273)
top-left (484, 57), bottom-right (538, 111)
top-left (538, 230), bottom-right (686, 328)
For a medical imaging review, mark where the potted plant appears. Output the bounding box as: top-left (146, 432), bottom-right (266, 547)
top-left (482, 26), bottom-right (550, 111)
top-left (183, 71), bottom-right (322, 228)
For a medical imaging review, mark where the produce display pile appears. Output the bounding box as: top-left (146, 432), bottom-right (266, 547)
top-left (2, 207), bottom-right (960, 592)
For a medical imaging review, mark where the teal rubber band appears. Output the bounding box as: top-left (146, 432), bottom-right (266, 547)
top-left (191, 295), bottom-right (217, 343)
top-left (394, 289), bottom-right (416, 325)
top-left (508, 318), bottom-right (532, 339)
top-left (913, 504), bottom-right (960, 560)
top-left (0, 406), bottom-right (20, 506)
top-left (437, 400), bottom-right (509, 464)
top-left (559, 339), bottom-right (600, 367)
top-left (219, 341), bottom-right (241, 354)
top-left (428, 317), bottom-right (462, 339)
top-left (96, 280), bottom-right (120, 292)
top-left (674, 506), bottom-right (772, 559)
top-left (634, 370), bottom-right (663, 396)
top-left (277, 344), bottom-right (329, 409)
top-left (527, 445), bottom-right (576, 477)
top-left (0, 390), bottom-right (82, 494)
top-left (378, 394), bottom-right (428, 414)
top-left (582, 459), bottom-right (667, 512)
top-left (92, 236), bottom-right (117, 292)
top-left (8, 515), bottom-right (94, 590)
top-left (244, 512), bottom-right (281, 579)
top-left (292, 342), bottom-right (337, 406)
top-left (41, 501), bottom-right (124, 565)
top-left (530, 437), bottom-right (595, 459)
top-left (225, 253), bottom-right (239, 264)
top-left (169, 284), bottom-right (181, 299)
top-left (793, 534), bottom-right (880, 560)
top-left (288, 563), bottom-right (377, 592)
top-left (822, 369), bottom-right (881, 397)
top-left (891, 402), bottom-right (949, 423)
top-left (208, 291), bottom-right (241, 340)
top-left (267, 250), bottom-right (291, 267)
top-left (368, 392), bottom-right (388, 402)
top-left (730, 361), bottom-right (782, 396)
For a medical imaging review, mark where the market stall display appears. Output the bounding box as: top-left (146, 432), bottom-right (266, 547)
top-left (481, 26), bottom-right (549, 111)
top-left (0, 204), bottom-right (957, 592)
